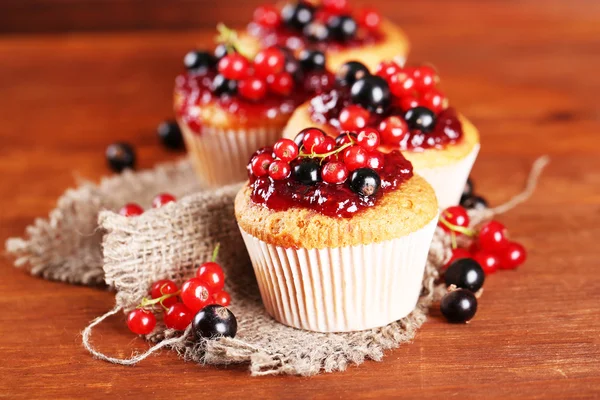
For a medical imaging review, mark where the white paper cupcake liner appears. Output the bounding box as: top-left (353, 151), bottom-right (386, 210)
top-left (413, 144), bottom-right (480, 209)
top-left (239, 215), bottom-right (438, 333)
top-left (180, 122), bottom-right (282, 188)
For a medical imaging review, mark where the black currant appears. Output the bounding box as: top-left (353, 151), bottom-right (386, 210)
top-left (349, 168), bottom-right (381, 197)
top-left (183, 50), bottom-right (215, 73)
top-left (463, 177), bottom-right (474, 197)
top-left (404, 107), bottom-right (436, 133)
top-left (299, 49), bottom-right (327, 72)
top-left (327, 15), bottom-right (357, 41)
top-left (281, 3), bottom-right (314, 31)
top-left (157, 120), bottom-right (184, 150)
top-left (214, 44), bottom-right (229, 61)
top-left (292, 159), bottom-right (321, 185)
top-left (336, 61), bottom-right (369, 87)
top-left (460, 194), bottom-right (488, 210)
top-left (212, 74), bottom-right (238, 96)
top-left (303, 22), bottom-right (330, 42)
top-left (445, 258), bottom-right (485, 293)
top-left (293, 131), bottom-right (306, 147)
top-left (106, 142), bottom-right (135, 173)
top-left (441, 289), bottom-right (478, 323)
top-left (350, 76), bottom-right (391, 114)
top-left (193, 305), bottom-right (237, 339)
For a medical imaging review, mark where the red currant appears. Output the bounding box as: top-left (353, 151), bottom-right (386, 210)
top-left (267, 72), bottom-right (294, 96)
top-left (422, 88), bottom-right (448, 114)
top-left (335, 132), bottom-right (357, 146)
top-left (339, 105), bottom-right (370, 131)
top-left (302, 128), bottom-right (326, 152)
top-left (250, 153), bottom-right (274, 177)
top-left (343, 145), bottom-right (368, 171)
top-left (239, 77), bottom-right (267, 101)
top-left (273, 138), bottom-right (299, 161)
top-left (379, 116), bottom-right (409, 146)
top-left (389, 71), bottom-right (415, 97)
top-left (500, 241), bottom-right (527, 270)
top-left (150, 279), bottom-right (179, 308)
top-left (314, 136), bottom-right (336, 154)
top-left (356, 8), bottom-right (382, 31)
top-left (478, 220), bottom-right (509, 252)
top-left (473, 250), bottom-right (500, 274)
top-left (443, 247), bottom-right (471, 269)
top-left (439, 206), bottom-right (470, 233)
top-left (410, 65), bottom-right (439, 91)
top-left (366, 151), bottom-right (384, 170)
top-left (127, 308), bottom-right (156, 335)
top-left (119, 203), bottom-right (144, 217)
top-left (218, 53), bottom-right (250, 80)
top-left (253, 4), bottom-right (281, 28)
top-left (304, 71), bottom-right (335, 94)
top-left (322, 161), bottom-right (349, 184)
top-left (356, 128), bottom-right (380, 152)
top-left (181, 278), bottom-right (212, 313)
top-left (253, 48), bottom-right (286, 78)
top-left (152, 193), bottom-right (176, 208)
top-left (268, 160), bottom-right (291, 180)
top-left (323, 0), bottom-right (349, 12)
top-left (212, 291), bottom-right (232, 307)
top-left (196, 261), bottom-right (225, 292)
top-left (399, 94), bottom-right (422, 111)
top-left (164, 303), bottom-right (194, 331)
top-left (375, 61), bottom-right (402, 81)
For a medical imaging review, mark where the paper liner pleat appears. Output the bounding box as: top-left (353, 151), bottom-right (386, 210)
top-left (239, 216), bottom-right (438, 333)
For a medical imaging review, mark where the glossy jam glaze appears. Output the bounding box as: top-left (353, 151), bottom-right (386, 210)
top-left (248, 149), bottom-right (413, 218)
top-left (309, 88), bottom-right (464, 151)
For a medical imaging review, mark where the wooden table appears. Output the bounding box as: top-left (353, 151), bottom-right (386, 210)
top-left (1, 1), bottom-right (599, 398)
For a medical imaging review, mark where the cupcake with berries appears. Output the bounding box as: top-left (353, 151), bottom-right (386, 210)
top-left (282, 59), bottom-right (480, 208)
top-left (174, 26), bottom-right (337, 187)
top-left (235, 127), bottom-right (438, 332)
top-left (243, 0), bottom-right (409, 71)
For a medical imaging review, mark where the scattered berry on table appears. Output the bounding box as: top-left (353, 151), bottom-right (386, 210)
top-left (157, 120), bottom-right (184, 150)
top-left (119, 203), bottom-right (144, 217)
top-left (472, 250), bottom-right (500, 275)
top-left (500, 241), bottom-right (527, 270)
top-left (127, 308), bottom-right (156, 335)
top-left (478, 220), bottom-right (509, 252)
top-left (445, 258), bottom-right (485, 293)
top-left (193, 305), bottom-right (238, 339)
top-left (106, 142), bottom-right (135, 173)
top-left (440, 289), bottom-right (478, 323)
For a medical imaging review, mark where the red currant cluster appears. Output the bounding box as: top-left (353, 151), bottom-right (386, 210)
top-left (118, 192), bottom-right (176, 217)
top-left (126, 245), bottom-right (232, 336)
top-left (249, 127), bottom-right (386, 195)
top-left (253, 0), bottom-right (382, 42)
top-left (439, 205), bottom-right (528, 274)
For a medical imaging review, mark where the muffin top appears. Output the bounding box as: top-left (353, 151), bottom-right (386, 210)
top-left (235, 127), bottom-right (438, 249)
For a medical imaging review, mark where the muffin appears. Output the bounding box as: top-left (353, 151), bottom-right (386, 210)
top-left (282, 59), bottom-right (480, 208)
top-left (240, 1), bottom-right (409, 72)
top-left (174, 38), bottom-right (336, 187)
top-left (235, 128), bottom-right (438, 332)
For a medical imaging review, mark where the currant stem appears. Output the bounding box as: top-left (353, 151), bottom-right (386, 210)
top-left (299, 141), bottom-right (353, 160)
top-left (139, 290), bottom-right (181, 310)
top-left (439, 215), bottom-right (475, 237)
top-left (215, 24), bottom-right (253, 59)
top-left (212, 243), bottom-right (221, 263)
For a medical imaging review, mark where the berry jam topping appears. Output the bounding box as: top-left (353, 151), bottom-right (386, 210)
top-left (247, 127), bottom-right (413, 218)
top-left (248, 1), bottom-right (385, 52)
top-left (309, 61), bottom-right (464, 151)
top-left (175, 26), bottom-right (333, 133)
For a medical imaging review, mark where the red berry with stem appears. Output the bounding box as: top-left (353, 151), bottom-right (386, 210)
top-left (440, 206), bottom-right (470, 233)
top-left (196, 262), bottom-right (225, 293)
top-left (253, 4), bottom-right (281, 28)
top-left (375, 61), bottom-right (402, 81)
top-left (422, 88), bottom-right (448, 114)
top-left (500, 241), bottom-right (527, 270)
top-left (119, 203), bottom-right (144, 217)
top-left (164, 303), bottom-right (194, 331)
top-left (218, 53), bottom-right (250, 80)
top-left (268, 160), bottom-right (291, 180)
top-left (212, 291), bottom-right (232, 307)
top-left (335, 132), bottom-right (357, 146)
top-left (356, 8), bottom-right (382, 31)
top-left (250, 153), bottom-right (273, 176)
top-left (322, 161), bottom-right (349, 184)
top-left (239, 77), bottom-right (267, 101)
top-left (273, 138), bottom-right (299, 161)
top-left (181, 278), bottom-right (212, 313)
top-left (150, 279), bottom-right (179, 308)
top-left (389, 71), bottom-right (415, 97)
top-left (267, 72), bottom-right (294, 96)
top-left (302, 128), bottom-right (326, 152)
top-left (339, 105), bottom-right (370, 131)
top-left (366, 151), bottom-right (384, 170)
top-left (254, 48), bottom-right (286, 78)
top-left (473, 250), bottom-right (500, 274)
top-left (152, 193), bottom-right (176, 208)
top-left (443, 248), bottom-right (472, 269)
top-left (379, 116), bottom-right (409, 146)
top-left (356, 128), bottom-right (380, 152)
top-left (127, 309), bottom-right (156, 335)
top-left (478, 220), bottom-right (509, 252)
top-left (410, 65), bottom-right (439, 91)
top-left (343, 145), bottom-right (368, 171)
top-left (314, 136), bottom-right (336, 154)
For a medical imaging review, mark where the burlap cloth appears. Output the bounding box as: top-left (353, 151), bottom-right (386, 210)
top-left (5, 156), bottom-right (549, 376)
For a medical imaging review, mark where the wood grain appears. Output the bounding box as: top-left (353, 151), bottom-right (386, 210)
top-left (1, 1), bottom-right (600, 398)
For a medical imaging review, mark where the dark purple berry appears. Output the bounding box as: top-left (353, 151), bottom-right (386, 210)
top-left (192, 305), bottom-right (237, 339)
top-left (405, 107), bottom-right (436, 133)
top-left (349, 168), bottom-right (381, 197)
top-left (445, 258), bottom-right (485, 293)
top-left (106, 142), bottom-right (135, 173)
top-left (281, 3), bottom-right (314, 31)
top-left (326, 15), bottom-right (357, 41)
top-left (350, 75), bottom-right (391, 114)
top-left (440, 289), bottom-right (478, 323)
top-left (212, 74), bottom-right (237, 96)
top-left (299, 49), bottom-right (326, 72)
top-left (292, 159), bottom-right (321, 185)
top-left (157, 120), bottom-right (183, 150)
top-left (336, 61), bottom-right (369, 87)
top-left (183, 50), bottom-right (215, 73)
